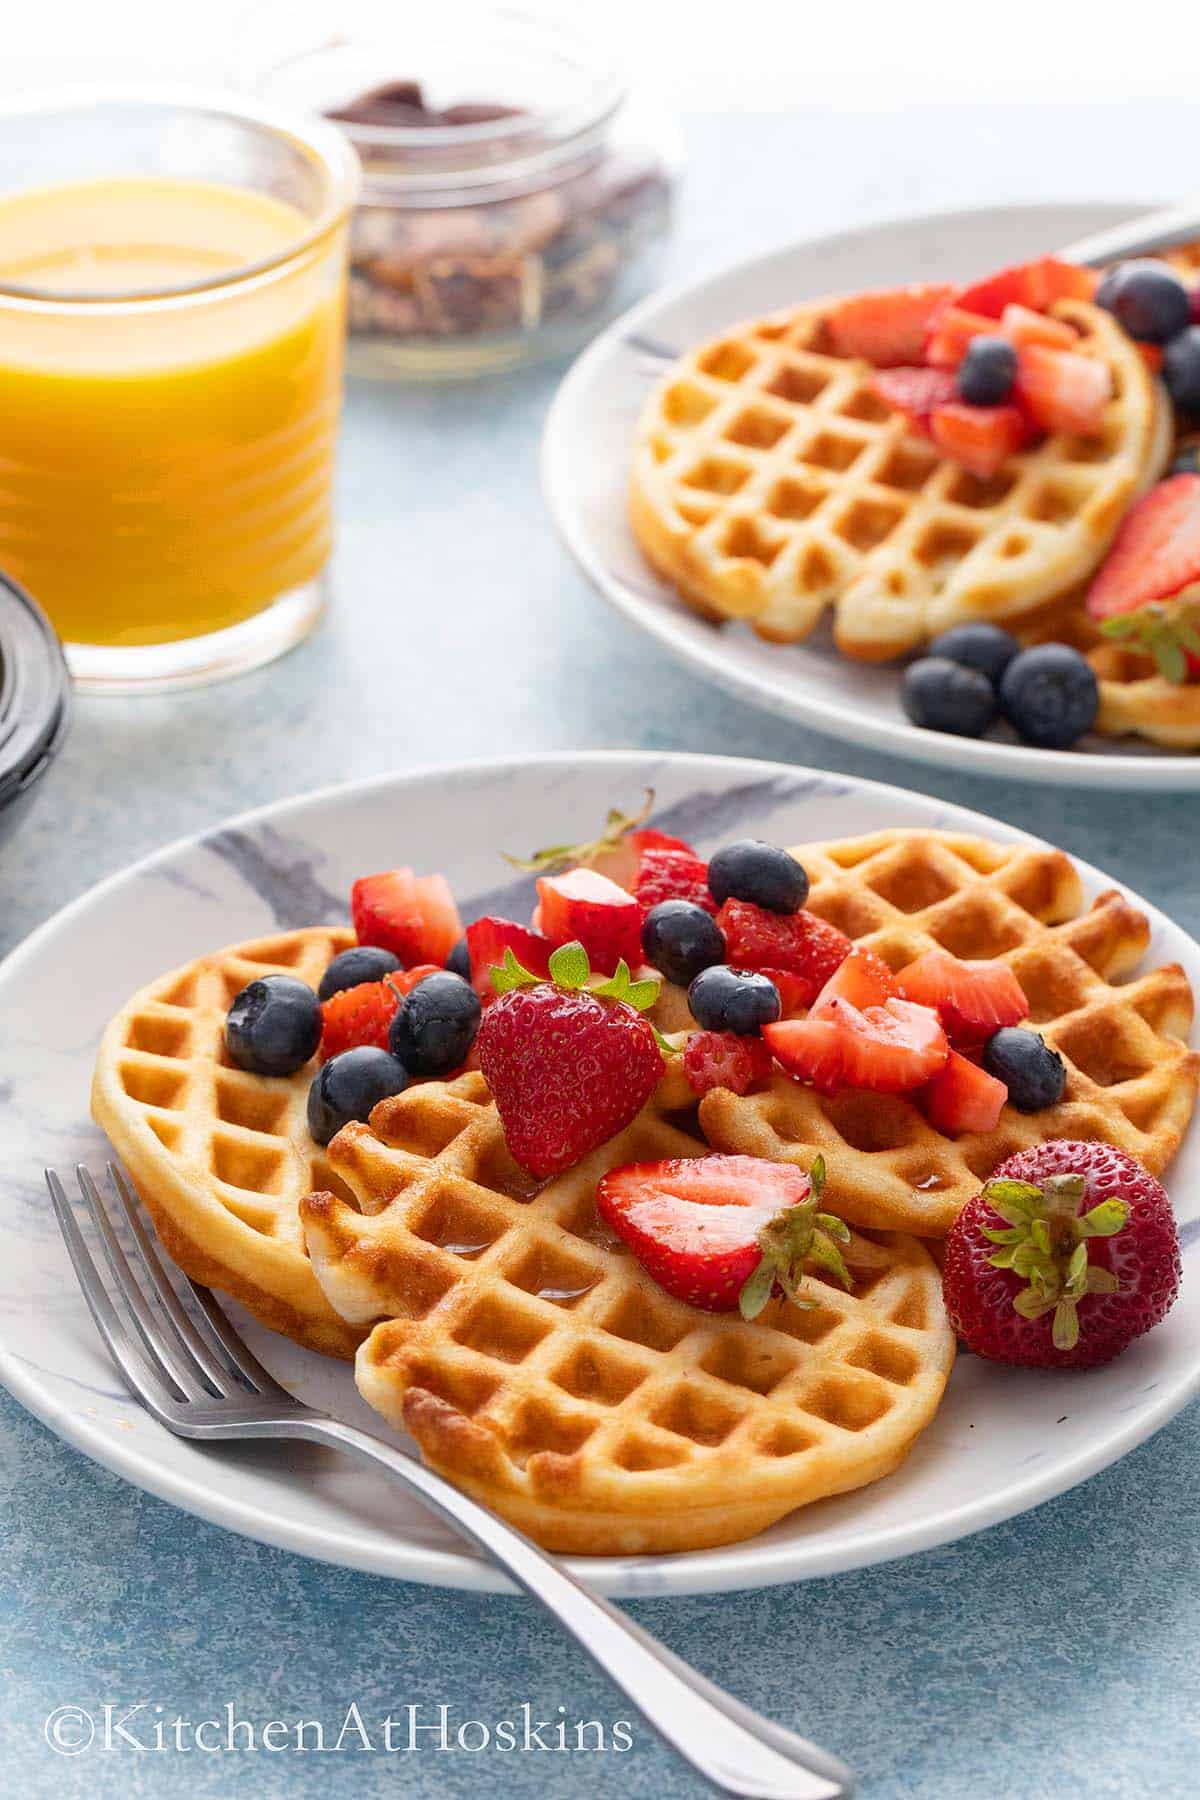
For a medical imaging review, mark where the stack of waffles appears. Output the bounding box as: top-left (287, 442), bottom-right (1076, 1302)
top-left (92, 831), bottom-right (1198, 1554)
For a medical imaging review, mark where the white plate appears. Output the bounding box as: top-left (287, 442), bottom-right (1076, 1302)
top-left (1, 751), bottom-right (1197, 1596)
top-left (543, 203), bottom-right (1200, 791)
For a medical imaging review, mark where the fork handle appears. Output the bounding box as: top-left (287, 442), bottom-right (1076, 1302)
top-left (1059, 198), bottom-right (1200, 268)
top-left (287, 1415), bottom-right (853, 1799)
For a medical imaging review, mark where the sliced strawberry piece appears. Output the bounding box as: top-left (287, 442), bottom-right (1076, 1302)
top-left (920, 1049), bottom-right (1008, 1135)
top-left (929, 401), bottom-right (1030, 478)
top-left (593, 825), bottom-right (696, 892)
top-left (536, 866), bottom-right (643, 973)
top-left (869, 365), bottom-right (957, 432)
top-left (351, 868), bottom-right (463, 967)
top-left (1014, 344), bottom-right (1111, 437)
top-left (765, 997), bottom-right (948, 1096)
top-left (634, 845), bottom-right (715, 914)
top-left (1087, 474), bottom-right (1200, 619)
top-left (596, 1154), bottom-right (821, 1312)
top-left (924, 307), bottom-right (998, 369)
top-left (956, 257), bottom-right (1098, 320)
top-left (318, 965), bottom-right (441, 1060)
top-left (896, 949), bottom-right (1027, 1047)
top-left (999, 302), bottom-right (1077, 351)
top-left (465, 917), bottom-right (554, 999)
top-left (759, 967), bottom-right (819, 1017)
top-left (683, 1030), bottom-right (774, 1098)
top-left (824, 283), bottom-right (958, 367)
top-left (811, 947), bottom-right (898, 1015)
top-left (717, 899), bottom-right (852, 1005)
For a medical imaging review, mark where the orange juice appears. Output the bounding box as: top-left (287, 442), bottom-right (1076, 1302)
top-left (0, 177), bottom-right (347, 647)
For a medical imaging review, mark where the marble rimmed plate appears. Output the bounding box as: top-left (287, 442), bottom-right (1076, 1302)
top-left (542, 203), bottom-right (1200, 792)
top-left (1, 751), bottom-right (1198, 1597)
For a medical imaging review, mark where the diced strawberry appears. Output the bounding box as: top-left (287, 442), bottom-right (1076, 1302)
top-left (924, 307), bottom-right (998, 369)
top-left (683, 1031), bottom-right (774, 1098)
top-left (1137, 342), bottom-right (1165, 374)
top-left (1014, 344), bottom-right (1111, 437)
top-left (717, 900), bottom-right (852, 1005)
top-left (465, 917), bottom-right (554, 999)
top-left (956, 257), bottom-right (1098, 320)
top-left (896, 950), bottom-right (1027, 1047)
top-left (824, 283), bottom-right (958, 367)
top-left (869, 366), bottom-right (957, 431)
top-left (596, 1154), bottom-right (831, 1313)
top-left (929, 401), bottom-right (1030, 478)
top-left (920, 1049), bottom-right (1008, 1135)
top-left (1087, 474), bottom-right (1200, 621)
top-left (592, 825), bottom-right (696, 892)
top-left (351, 869), bottom-right (463, 967)
top-left (759, 968), bottom-right (818, 1017)
top-left (765, 997), bottom-right (948, 1096)
top-left (811, 947), bottom-right (898, 1015)
top-left (999, 303), bottom-right (1077, 351)
top-left (635, 846), bottom-right (715, 914)
top-left (536, 866), bottom-right (643, 973)
top-left (318, 964), bottom-right (440, 1061)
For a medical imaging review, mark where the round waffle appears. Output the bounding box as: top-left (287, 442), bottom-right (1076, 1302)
top-left (92, 927), bottom-right (363, 1359)
top-left (692, 831), bottom-right (1197, 1237)
top-left (629, 298), bottom-right (1168, 659)
top-left (300, 1073), bottom-right (954, 1555)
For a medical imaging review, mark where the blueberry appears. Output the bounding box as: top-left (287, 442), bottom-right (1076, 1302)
top-left (926, 622), bottom-right (1020, 686)
top-left (389, 970), bottom-right (481, 1077)
top-left (956, 335), bottom-right (1017, 405)
top-left (706, 840), bottom-right (809, 914)
top-left (982, 1027), bottom-right (1066, 1112)
top-left (901, 657), bottom-right (996, 737)
top-left (688, 964), bottom-right (781, 1035)
top-left (1096, 260), bottom-right (1192, 344)
top-left (1163, 327), bottom-right (1200, 414)
top-left (641, 899), bottom-right (726, 986)
top-left (225, 974), bottom-right (321, 1077)
top-left (317, 945), bottom-right (402, 1002)
top-left (444, 935), bottom-right (472, 980)
top-left (998, 643), bottom-right (1098, 749)
top-left (1169, 441), bottom-right (1200, 476)
top-left (307, 1047), bottom-right (410, 1145)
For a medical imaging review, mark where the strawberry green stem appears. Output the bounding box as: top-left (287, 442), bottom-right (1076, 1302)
top-left (981, 1173), bottom-right (1126, 1350)
top-left (739, 1157), bottom-right (854, 1321)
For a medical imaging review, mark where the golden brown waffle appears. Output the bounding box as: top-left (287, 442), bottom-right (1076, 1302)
top-left (300, 1073), bottom-right (954, 1555)
top-left (92, 928), bottom-right (364, 1358)
top-left (693, 831), bottom-right (1198, 1237)
top-left (630, 298), bottom-right (1169, 659)
top-left (1015, 580), bottom-right (1200, 751)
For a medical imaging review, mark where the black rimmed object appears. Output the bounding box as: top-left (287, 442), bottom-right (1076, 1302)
top-left (0, 572), bottom-right (71, 851)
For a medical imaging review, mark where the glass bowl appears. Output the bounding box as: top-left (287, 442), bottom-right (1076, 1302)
top-left (251, 5), bottom-right (682, 378)
top-left (0, 573), bottom-right (71, 852)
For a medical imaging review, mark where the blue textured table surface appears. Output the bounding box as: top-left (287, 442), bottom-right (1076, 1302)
top-left (2, 105), bottom-right (1199, 1799)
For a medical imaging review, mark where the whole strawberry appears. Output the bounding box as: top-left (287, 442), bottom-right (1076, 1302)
top-left (943, 1139), bottom-right (1181, 1368)
top-left (717, 898), bottom-right (851, 1005)
top-left (476, 942), bottom-right (667, 1179)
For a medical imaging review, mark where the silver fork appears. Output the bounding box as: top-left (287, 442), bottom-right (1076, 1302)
top-left (47, 1163), bottom-right (854, 1800)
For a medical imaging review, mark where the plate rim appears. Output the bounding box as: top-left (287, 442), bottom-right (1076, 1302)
top-left (541, 200), bottom-right (1200, 792)
top-left (2, 746), bottom-right (1198, 1596)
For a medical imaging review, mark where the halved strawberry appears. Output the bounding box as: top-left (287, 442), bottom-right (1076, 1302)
top-left (536, 867), bottom-right (643, 973)
top-left (683, 1030), bottom-right (774, 1098)
top-left (870, 365), bottom-right (957, 431)
top-left (924, 307), bottom-right (997, 369)
top-left (1014, 344), bottom-right (1111, 437)
top-left (635, 845), bottom-right (715, 914)
top-left (757, 968), bottom-right (814, 1017)
top-left (999, 302), bottom-right (1077, 351)
top-left (811, 947), bottom-right (897, 1014)
top-left (318, 964), bottom-right (440, 1060)
top-left (896, 949), bottom-right (1027, 1047)
top-left (596, 1154), bottom-right (849, 1314)
top-left (466, 917), bottom-right (554, 999)
top-left (920, 1049), bottom-right (1008, 1135)
top-left (824, 283), bottom-right (958, 366)
top-left (717, 900), bottom-right (852, 1005)
top-left (929, 401), bottom-right (1029, 478)
top-left (765, 997), bottom-right (948, 1096)
top-left (594, 826), bottom-right (697, 892)
top-left (956, 257), bottom-right (1098, 320)
top-left (351, 869), bottom-right (463, 967)
top-left (1087, 474), bottom-right (1200, 618)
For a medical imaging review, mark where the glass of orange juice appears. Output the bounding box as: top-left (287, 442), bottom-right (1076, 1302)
top-left (0, 90), bottom-right (359, 691)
